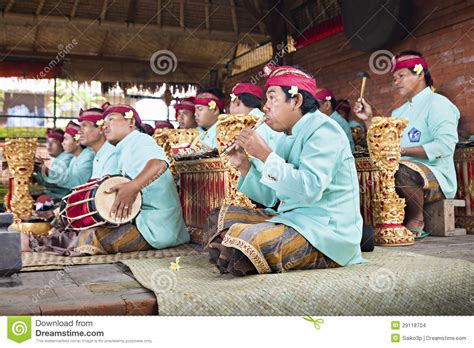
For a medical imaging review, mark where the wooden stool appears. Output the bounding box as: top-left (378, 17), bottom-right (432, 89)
top-left (424, 199), bottom-right (467, 237)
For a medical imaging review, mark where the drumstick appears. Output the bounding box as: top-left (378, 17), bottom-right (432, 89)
top-left (220, 116), bottom-right (267, 157)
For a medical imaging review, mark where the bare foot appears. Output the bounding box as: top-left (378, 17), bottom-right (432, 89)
top-left (20, 233), bottom-right (31, 252)
top-left (405, 218), bottom-right (424, 230)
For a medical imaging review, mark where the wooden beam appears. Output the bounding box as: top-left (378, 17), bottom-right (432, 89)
top-left (179, 0), bottom-right (184, 28)
top-left (98, 31), bottom-right (109, 56)
top-left (32, 26), bottom-right (40, 52)
top-left (156, 0), bottom-right (162, 27)
top-left (100, 0), bottom-right (108, 21)
top-left (70, 0), bottom-right (80, 18)
top-left (304, 6), bottom-right (312, 24)
top-left (35, 0), bottom-right (45, 16)
top-left (126, 0), bottom-right (138, 24)
top-left (0, 48), bottom-right (228, 69)
top-left (204, 0), bottom-right (210, 31)
top-left (251, 0), bottom-right (266, 34)
top-left (4, 0), bottom-right (15, 13)
top-left (0, 12), bottom-right (268, 44)
top-left (230, 0), bottom-right (238, 33)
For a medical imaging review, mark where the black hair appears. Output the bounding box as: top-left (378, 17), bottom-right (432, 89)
top-left (326, 97), bottom-right (337, 111)
top-left (135, 122), bottom-right (146, 134)
top-left (87, 107), bottom-right (104, 113)
top-left (197, 86), bottom-right (225, 112)
top-left (398, 50), bottom-right (433, 87)
top-left (236, 92), bottom-right (261, 109)
top-left (197, 87), bottom-right (225, 99)
top-left (48, 128), bottom-right (64, 136)
top-left (281, 86), bottom-right (320, 115)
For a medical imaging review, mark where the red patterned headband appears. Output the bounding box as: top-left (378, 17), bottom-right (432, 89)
top-left (78, 109), bottom-right (103, 123)
top-left (65, 121), bottom-right (80, 137)
top-left (232, 83), bottom-right (263, 99)
top-left (263, 64), bottom-right (317, 97)
top-left (175, 97), bottom-right (196, 113)
top-left (391, 54), bottom-right (428, 73)
top-left (194, 93), bottom-right (225, 111)
top-left (102, 104), bottom-right (142, 125)
top-left (46, 131), bottom-right (64, 142)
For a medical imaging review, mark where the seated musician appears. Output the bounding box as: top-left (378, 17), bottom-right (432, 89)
top-left (194, 87), bottom-right (226, 148)
top-left (23, 105), bottom-right (189, 255)
top-left (33, 128), bottom-right (73, 200)
top-left (228, 82), bottom-right (283, 151)
top-left (55, 121), bottom-right (94, 190)
top-left (353, 50), bottom-right (460, 238)
top-left (206, 64), bottom-right (365, 276)
top-left (315, 88), bottom-right (355, 152)
top-left (78, 106), bottom-right (119, 179)
top-left (175, 97), bottom-right (199, 130)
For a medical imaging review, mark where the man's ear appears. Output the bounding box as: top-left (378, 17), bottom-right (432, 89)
top-left (418, 70), bottom-right (425, 83)
top-left (292, 93), bottom-right (303, 110)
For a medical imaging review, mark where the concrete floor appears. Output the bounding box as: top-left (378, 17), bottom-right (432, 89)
top-left (0, 234), bottom-right (472, 315)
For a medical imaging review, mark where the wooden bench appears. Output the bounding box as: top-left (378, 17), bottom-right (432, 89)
top-left (424, 199), bottom-right (467, 237)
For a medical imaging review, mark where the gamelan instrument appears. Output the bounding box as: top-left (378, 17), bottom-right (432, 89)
top-left (220, 116), bottom-right (267, 156)
top-left (59, 175), bottom-right (142, 231)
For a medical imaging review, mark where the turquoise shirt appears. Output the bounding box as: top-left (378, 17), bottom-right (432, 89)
top-left (55, 148), bottom-right (94, 189)
top-left (238, 110), bottom-right (365, 266)
top-left (392, 87), bottom-right (460, 199)
top-left (330, 111), bottom-right (355, 152)
top-left (249, 108), bottom-right (284, 151)
top-left (201, 123), bottom-right (217, 148)
top-left (115, 130), bottom-right (190, 249)
top-left (34, 151), bottom-right (73, 199)
top-left (92, 141), bottom-right (119, 179)
top-left (349, 119), bottom-right (364, 129)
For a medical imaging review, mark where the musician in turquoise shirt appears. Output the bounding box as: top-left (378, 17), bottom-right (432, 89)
top-left (77, 107), bottom-right (119, 179)
top-left (55, 121), bottom-right (94, 189)
top-left (206, 65), bottom-right (365, 276)
top-left (102, 104), bottom-right (189, 250)
top-left (34, 129), bottom-right (73, 199)
top-left (228, 82), bottom-right (284, 152)
top-left (316, 88), bottom-right (355, 152)
top-left (194, 88), bottom-right (226, 149)
top-left (354, 50), bottom-right (460, 238)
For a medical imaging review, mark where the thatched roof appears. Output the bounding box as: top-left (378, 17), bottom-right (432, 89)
top-left (0, 0), bottom-right (340, 85)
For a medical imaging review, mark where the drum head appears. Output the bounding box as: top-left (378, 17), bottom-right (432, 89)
top-left (94, 176), bottom-right (142, 224)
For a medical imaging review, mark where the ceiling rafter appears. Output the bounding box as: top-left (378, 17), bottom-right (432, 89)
top-left (157, 0), bottom-right (162, 27)
top-left (230, 0), bottom-right (238, 33)
top-left (70, 0), bottom-right (80, 18)
top-left (4, 0), bottom-right (16, 13)
top-left (100, 0), bottom-right (108, 21)
top-left (35, 0), bottom-right (45, 16)
top-left (126, 0), bottom-right (138, 24)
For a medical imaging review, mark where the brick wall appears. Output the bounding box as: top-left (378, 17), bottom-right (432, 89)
top-left (225, 0), bottom-right (474, 136)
